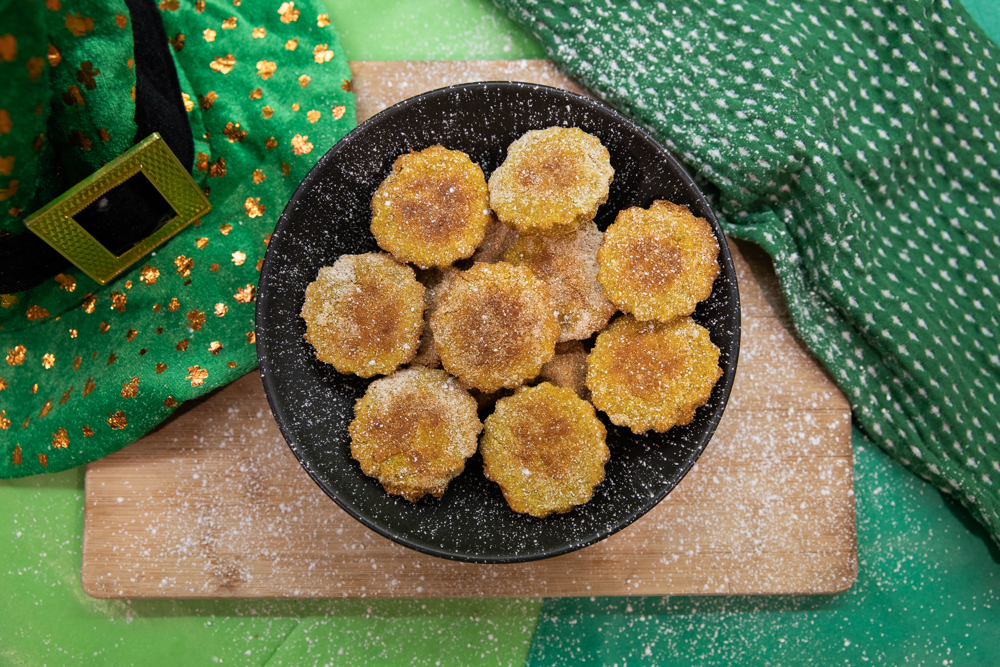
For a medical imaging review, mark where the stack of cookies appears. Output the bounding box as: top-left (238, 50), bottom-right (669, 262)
top-left (300, 127), bottom-right (722, 518)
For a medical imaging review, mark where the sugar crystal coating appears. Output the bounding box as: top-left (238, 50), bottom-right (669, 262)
top-left (586, 315), bottom-right (722, 433)
top-left (481, 382), bottom-right (609, 518)
top-left (430, 262), bottom-right (559, 393)
top-left (598, 200), bottom-right (720, 322)
top-left (504, 219), bottom-right (616, 342)
top-left (488, 126), bottom-right (614, 236)
top-left (300, 253), bottom-right (425, 378)
top-left (371, 145), bottom-right (491, 269)
top-left (349, 367), bottom-right (482, 502)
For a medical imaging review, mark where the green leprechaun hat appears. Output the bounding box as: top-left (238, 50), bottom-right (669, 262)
top-left (0, 0), bottom-right (355, 477)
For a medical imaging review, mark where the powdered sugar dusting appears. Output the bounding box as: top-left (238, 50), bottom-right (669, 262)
top-left (83, 63), bottom-right (852, 598)
top-left (82, 240), bottom-right (854, 598)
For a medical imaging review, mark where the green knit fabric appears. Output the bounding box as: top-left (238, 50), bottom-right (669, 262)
top-left (494, 0), bottom-right (1000, 544)
top-left (0, 0), bottom-right (355, 477)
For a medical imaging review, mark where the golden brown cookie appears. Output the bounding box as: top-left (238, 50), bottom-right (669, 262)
top-left (371, 145), bottom-right (492, 269)
top-left (597, 200), bottom-right (720, 322)
top-left (504, 219), bottom-right (616, 341)
top-left (300, 253), bottom-right (425, 378)
top-left (537, 340), bottom-right (589, 399)
top-left (469, 214), bottom-right (519, 264)
top-left (430, 262), bottom-right (559, 393)
top-left (488, 126), bottom-right (613, 236)
top-left (410, 267), bottom-right (461, 369)
top-left (481, 382), bottom-right (609, 517)
top-left (349, 367), bottom-right (482, 502)
top-left (586, 315), bottom-right (722, 433)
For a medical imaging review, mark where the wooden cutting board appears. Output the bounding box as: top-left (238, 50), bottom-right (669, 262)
top-left (81, 61), bottom-right (856, 599)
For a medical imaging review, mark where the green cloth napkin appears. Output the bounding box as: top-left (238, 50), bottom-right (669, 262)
top-left (494, 0), bottom-right (1000, 545)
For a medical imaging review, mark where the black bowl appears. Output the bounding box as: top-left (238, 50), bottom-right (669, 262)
top-left (256, 82), bottom-right (740, 564)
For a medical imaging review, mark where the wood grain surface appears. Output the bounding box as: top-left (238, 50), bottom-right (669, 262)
top-left (82, 61), bottom-right (856, 599)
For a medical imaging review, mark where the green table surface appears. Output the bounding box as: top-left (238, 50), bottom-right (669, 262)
top-left (3, 1), bottom-right (999, 665)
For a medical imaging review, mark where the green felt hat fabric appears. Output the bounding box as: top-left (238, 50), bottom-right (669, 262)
top-left (0, 0), bottom-right (355, 477)
top-left (494, 0), bottom-right (1000, 545)
top-left (0, 0), bottom-right (139, 228)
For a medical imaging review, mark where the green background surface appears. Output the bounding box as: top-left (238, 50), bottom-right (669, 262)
top-left (2, 1), bottom-right (999, 665)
